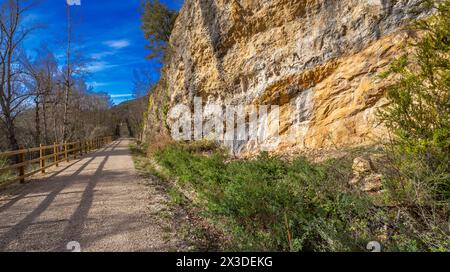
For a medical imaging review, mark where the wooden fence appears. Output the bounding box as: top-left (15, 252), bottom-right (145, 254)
top-left (0, 136), bottom-right (113, 188)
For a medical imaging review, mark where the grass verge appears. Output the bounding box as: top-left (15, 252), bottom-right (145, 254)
top-left (129, 142), bottom-right (224, 251)
top-left (149, 141), bottom-right (450, 252)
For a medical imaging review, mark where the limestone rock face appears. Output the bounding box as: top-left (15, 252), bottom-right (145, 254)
top-left (145, 0), bottom-right (427, 155)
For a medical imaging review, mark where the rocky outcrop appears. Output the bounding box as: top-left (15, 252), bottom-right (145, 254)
top-left (144, 0), bottom-right (428, 155)
top-left (349, 156), bottom-right (383, 192)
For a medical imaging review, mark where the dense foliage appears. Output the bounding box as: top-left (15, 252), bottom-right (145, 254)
top-left (150, 140), bottom-right (450, 252)
top-left (379, 0), bottom-right (449, 163)
top-left (141, 0), bottom-right (178, 60)
top-left (376, 0), bottom-right (450, 251)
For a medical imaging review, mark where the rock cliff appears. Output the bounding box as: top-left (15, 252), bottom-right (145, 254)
top-left (144, 0), bottom-right (427, 155)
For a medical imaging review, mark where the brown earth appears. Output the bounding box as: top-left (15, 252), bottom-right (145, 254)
top-left (0, 139), bottom-right (189, 252)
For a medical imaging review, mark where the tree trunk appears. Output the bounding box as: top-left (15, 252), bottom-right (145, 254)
top-left (34, 96), bottom-right (41, 145)
top-left (53, 101), bottom-right (59, 144)
top-left (62, 79), bottom-right (70, 141)
top-left (62, 4), bottom-right (72, 142)
top-left (42, 94), bottom-right (48, 144)
top-left (4, 113), bottom-right (19, 151)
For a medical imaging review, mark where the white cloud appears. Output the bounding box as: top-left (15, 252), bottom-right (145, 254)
top-left (87, 81), bottom-right (108, 88)
top-left (86, 61), bottom-right (117, 72)
top-left (110, 94), bottom-right (133, 98)
top-left (91, 51), bottom-right (114, 60)
top-left (104, 39), bottom-right (130, 49)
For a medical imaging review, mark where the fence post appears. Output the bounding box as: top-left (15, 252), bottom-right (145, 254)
top-left (80, 141), bottom-right (83, 156)
top-left (40, 144), bottom-right (45, 174)
top-left (54, 143), bottom-right (59, 167)
top-left (18, 146), bottom-right (25, 184)
top-left (64, 142), bottom-right (69, 162)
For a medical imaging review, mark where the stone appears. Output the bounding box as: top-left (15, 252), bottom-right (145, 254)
top-left (352, 157), bottom-right (373, 176)
top-left (360, 174), bottom-right (383, 192)
top-left (349, 156), bottom-right (383, 192)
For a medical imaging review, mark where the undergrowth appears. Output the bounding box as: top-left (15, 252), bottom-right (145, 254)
top-left (152, 141), bottom-right (449, 252)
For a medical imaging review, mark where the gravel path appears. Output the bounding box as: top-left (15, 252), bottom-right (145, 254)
top-left (0, 139), bottom-right (188, 252)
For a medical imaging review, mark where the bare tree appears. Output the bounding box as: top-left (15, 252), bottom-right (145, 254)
top-left (22, 43), bottom-right (58, 145)
top-left (0, 0), bottom-right (36, 150)
top-left (132, 67), bottom-right (154, 98)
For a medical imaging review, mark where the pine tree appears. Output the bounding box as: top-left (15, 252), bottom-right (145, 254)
top-left (141, 0), bottom-right (178, 60)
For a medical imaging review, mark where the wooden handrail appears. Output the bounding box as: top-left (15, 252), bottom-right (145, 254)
top-left (0, 136), bottom-right (114, 188)
top-left (0, 143), bottom-right (67, 158)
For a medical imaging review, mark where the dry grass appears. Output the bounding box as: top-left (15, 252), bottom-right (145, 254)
top-left (146, 133), bottom-right (173, 156)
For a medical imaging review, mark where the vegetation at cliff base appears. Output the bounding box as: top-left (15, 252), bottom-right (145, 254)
top-left (153, 143), bottom-right (372, 251)
top-left (147, 140), bottom-right (449, 252)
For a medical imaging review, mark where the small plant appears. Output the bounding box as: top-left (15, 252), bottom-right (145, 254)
top-left (0, 158), bottom-right (13, 184)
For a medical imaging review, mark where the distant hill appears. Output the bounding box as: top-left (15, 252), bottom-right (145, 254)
top-left (111, 96), bottom-right (148, 139)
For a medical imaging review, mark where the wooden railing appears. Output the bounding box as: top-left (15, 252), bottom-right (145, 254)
top-left (0, 136), bottom-right (113, 188)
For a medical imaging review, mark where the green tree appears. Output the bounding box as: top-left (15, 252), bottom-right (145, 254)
top-left (379, 0), bottom-right (449, 164)
top-left (378, 1), bottom-right (450, 251)
top-left (141, 0), bottom-right (178, 60)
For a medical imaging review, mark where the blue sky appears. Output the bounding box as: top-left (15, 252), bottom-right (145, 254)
top-left (24, 0), bottom-right (183, 105)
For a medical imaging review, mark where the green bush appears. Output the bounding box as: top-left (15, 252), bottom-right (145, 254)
top-left (376, 0), bottom-right (450, 251)
top-left (378, 0), bottom-right (449, 167)
top-left (155, 143), bottom-right (377, 251)
top-left (154, 141), bottom-right (450, 251)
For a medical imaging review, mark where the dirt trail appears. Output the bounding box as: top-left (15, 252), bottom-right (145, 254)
top-left (0, 139), bottom-right (188, 252)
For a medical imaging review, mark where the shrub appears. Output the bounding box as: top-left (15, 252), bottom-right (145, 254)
top-left (153, 140), bottom-right (450, 251)
top-left (155, 143), bottom-right (377, 251)
top-left (378, 0), bottom-right (449, 167)
top-left (148, 0), bottom-right (450, 252)
top-left (145, 133), bottom-right (173, 156)
top-left (377, 0), bottom-right (450, 251)
top-left (0, 158), bottom-right (13, 184)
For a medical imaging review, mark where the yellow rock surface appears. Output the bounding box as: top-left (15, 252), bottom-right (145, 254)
top-left (144, 0), bottom-right (425, 155)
